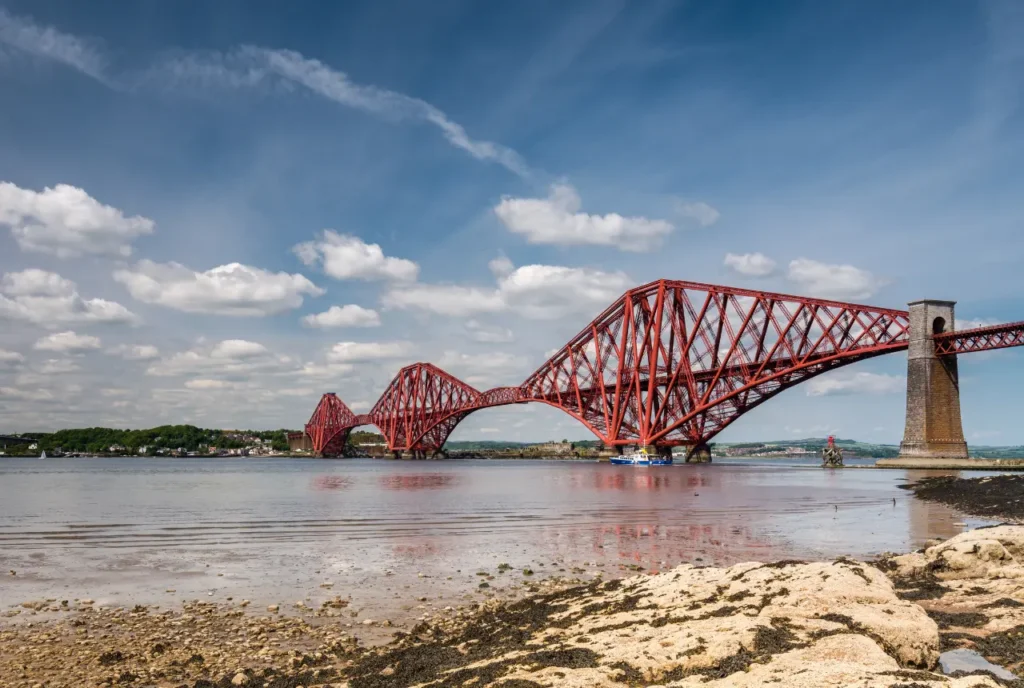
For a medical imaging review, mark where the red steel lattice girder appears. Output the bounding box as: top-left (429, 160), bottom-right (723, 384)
top-left (305, 280), bottom-right (924, 454)
top-left (304, 280), bottom-right (1024, 455)
top-left (933, 320), bottom-right (1024, 354)
top-left (305, 392), bottom-right (360, 456)
top-left (517, 280), bottom-right (911, 451)
top-left (369, 363), bottom-right (484, 452)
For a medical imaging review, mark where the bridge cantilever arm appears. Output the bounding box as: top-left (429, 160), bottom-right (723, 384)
top-left (933, 321), bottom-right (1024, 355)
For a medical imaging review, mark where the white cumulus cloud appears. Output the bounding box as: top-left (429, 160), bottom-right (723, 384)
top-left (494, 184), bottom-right (674, 252)
top-left (184, 379), bottom-right (237, 391)
top-left (0, 386), bottom-right (54, 402)
top-left (146, 339), bottom-right (288, 377)
top-left (211, 340), bottom-right (269, 359)
top-left (806, 371), bottom-right (904, 397)
top-left (382, 260), bottom-right (633, 320)
top-left (293, 231), bottom-right (418, 282)
top-left (0, 182), bottom-right (154, 257)
top-left (676, 201), bottom-right (720, 227)
top-left (0, 349), bottom-right (25, 367)
top-left (2, 268), bottom-right (75, 296)
top-left (465, 319), bottom-right (514, 343)
top-left (113, 260), bottom-right (323, 316)
top-left (296, 361), bottom-right (355, 379)
top-left (438, 350), bottom-right (529, 387)
top-left (106, 344), bottom-right (160, 361)
top-left (786, 258), bottom-right (888, 301)
top-left (382, 284), bottom-right (506, 317)
top-left (501, 264), bottom-right (633, 320)
top-left (723, 252), bottom-right (777, 277)
top-left (34, 330), bottom-right (101, 352)
top-left (488, 256), bottom-right (514, 277)
top-left (326, 341), bottom-right (413, 363)
top-left (0, 268), bottom-right (136, 327)
top-left (302, 304), bottom-right (381, 328)
top-left (37, 358), bottom-right (80, 375)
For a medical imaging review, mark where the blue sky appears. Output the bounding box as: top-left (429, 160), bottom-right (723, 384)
top-left (1, 0), bottom-right (1022, 444)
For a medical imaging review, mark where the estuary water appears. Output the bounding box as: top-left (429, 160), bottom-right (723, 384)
top-left (0, 457), bottom-right (990, 621)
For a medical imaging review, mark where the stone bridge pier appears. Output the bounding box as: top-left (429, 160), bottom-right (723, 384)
top-left (898, 300), bottom-right (969, 459)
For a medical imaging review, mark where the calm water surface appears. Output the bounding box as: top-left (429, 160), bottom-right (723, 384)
top-left (0, 457), bottom-right (991, 620)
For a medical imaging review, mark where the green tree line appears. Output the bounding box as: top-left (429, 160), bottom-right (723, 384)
top-left (7, 426), bottom-right (297, 455)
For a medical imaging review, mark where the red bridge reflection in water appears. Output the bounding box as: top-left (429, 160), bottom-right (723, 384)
top-left (310, 475), bottom-right (352, 491)
top-left (378, 474), bottom-right (461, 491)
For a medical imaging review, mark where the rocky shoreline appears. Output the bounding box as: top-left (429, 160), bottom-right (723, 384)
top-left (900, 474), bottom-right (1024, 521)
top-left (6, 527), bottom-right (1024, 687)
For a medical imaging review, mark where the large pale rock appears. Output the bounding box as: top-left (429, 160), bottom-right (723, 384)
top-left (682, 635), bottom-right (999, 688)
top-left (427, 558), bottom-right (943, 687)
top-left (894, 526), bottom-right (1024, 581)
top-left (887, 526), bottom-right (1024, 637)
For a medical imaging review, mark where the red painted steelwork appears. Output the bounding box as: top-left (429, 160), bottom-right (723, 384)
top-left (304, 280), bottom-right (924, 457)
top-left (304, 393), bottom-right (359, 457)
top-left (934, 321), bottom-right (1024, 355)
top-left (517, 280), bottom-right (911, 453)
top-left (368, 363), bottom-right (481, 454)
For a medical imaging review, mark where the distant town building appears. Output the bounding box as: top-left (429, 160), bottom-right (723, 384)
top-left (534, 440), bottom-right (575, 456)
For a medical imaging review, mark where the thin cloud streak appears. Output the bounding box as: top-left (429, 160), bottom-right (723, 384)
top-left (0, 9), bottom-right (530, 177)
top-left (146, 46), bottom-right (532, 177)
top-left (0, 8), bottom-right (106, 82)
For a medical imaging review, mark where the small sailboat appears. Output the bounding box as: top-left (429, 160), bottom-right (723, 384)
top-left (610, 447), bottom-right (672, 466)
top-left (39, 450), bottom-right (46, 460)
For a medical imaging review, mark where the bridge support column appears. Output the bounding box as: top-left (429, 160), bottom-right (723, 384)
top-left (686, 443), bottom-right (712, 463)
top-left (898, 300), bottom-right (968, 459)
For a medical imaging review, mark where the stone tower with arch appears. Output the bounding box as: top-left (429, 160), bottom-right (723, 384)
top-left (899, 300), bottom-right (969, 459)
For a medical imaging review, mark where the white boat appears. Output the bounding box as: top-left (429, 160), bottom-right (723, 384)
top-left (39, 450), bottom-right (46, 460)
top-left (609, 448), bottom-right (672, 466)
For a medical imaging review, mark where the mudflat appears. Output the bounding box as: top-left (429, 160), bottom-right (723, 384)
top-left (7, 527), bottom-right (1024, 687)
top-left (901, 474), bottom-right (1024, 521)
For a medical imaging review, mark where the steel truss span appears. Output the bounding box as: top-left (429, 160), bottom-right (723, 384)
top-left (306, 279), bottom-right (924, 457)
top-left (933, 321), bottom-right (1024, 355)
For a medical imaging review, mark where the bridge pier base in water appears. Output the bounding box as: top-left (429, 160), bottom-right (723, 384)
top-left (898, 300), bottom-right (969, 460)
top-left (686, 443), bottom-right (712, 463)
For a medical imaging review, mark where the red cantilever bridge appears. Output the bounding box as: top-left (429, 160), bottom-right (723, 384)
top-left (304, 279), bottom-right (1024, 459)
